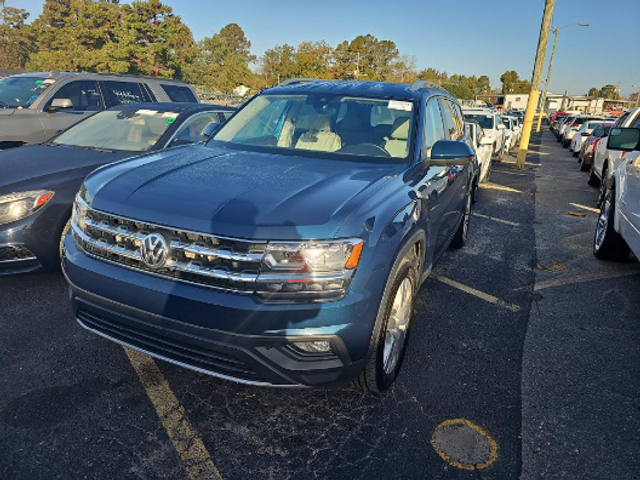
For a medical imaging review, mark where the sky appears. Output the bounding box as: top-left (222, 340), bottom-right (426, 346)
top-left (17, 0), bottom-right (640, 96)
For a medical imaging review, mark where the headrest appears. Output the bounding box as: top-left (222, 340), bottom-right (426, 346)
top-left (310, 115), bottom-right (331, 131)
top-left (390, 118), bottom-right (410, 140)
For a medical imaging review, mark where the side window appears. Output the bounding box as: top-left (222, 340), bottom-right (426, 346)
top-left (439, 99), bottom-right (461, 140)
top-left (218, 111), bottom-right (233, 122)
top-left (423, 99), bottom-right (446, 156)
top-left (629, 113), bottom-right (640, 129)
top-left (48, 81), bottom-right (103, 111)
top-left (161, 84), bottom-right (198, 103)
top-left (171, 112), bottom-right (223, 146)
top-left (102, 81), bottom-right (152, 107)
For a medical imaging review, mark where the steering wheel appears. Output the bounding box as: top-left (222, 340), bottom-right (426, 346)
top-left (340, 143), bottom-right (391, 157)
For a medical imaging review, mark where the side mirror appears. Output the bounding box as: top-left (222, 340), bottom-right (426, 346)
top-left (202, 122), bottom-right (221, 139)
top-left (429, 140), bottom-right (474, 165)
top-left (607, 128), bottom-right (640, 151)
top-left (46, 98), bottom-right (73, 112)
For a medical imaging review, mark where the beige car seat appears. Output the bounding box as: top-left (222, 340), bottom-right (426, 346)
top-left (295, 116), bottom-right (341, 152)
top-left (384, 118), bottom-right (410, 157)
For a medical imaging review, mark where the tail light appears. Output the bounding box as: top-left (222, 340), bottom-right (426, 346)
top-left (571, 123), bottom-right (579, 128)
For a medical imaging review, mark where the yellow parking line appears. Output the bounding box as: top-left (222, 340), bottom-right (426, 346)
top-left (534, 270), bottom-right (640, 291)
top-left (569, 203), bottom-right (599, 214)
top-left (491, 170), bottom-right (527, 176)
top-left (125, 348), bottom-right (223, 480)
top-left (501, 159), bottom-right (540, 167)
top-left (432, 274), bottom-right (521, 312)
top-left (478, 182), bottom-right (523, 194)
top-left (472, 212), bottom-right (520, 227)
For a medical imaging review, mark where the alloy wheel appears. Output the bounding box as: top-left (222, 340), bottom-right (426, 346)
top-left (382, 277), bottom-right (413, 375)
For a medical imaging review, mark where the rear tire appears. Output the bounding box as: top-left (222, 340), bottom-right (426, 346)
top-left (593, 186), bottom-right (630, 261)
top-left (580, 158), bottom-right (590, 172)
top-left (355, 252), bottom-right (418, 394)
top-left (450, 193), bottom-right (472, 249)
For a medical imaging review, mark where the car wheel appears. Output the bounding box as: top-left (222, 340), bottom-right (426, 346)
top-left (355, 251), bottom-right (418, 394)
top-left (593, 185), bottom-right (630, 261)
top-left (572, 149), bottom-right (578, 157)
top-left (471, 176), bottom-right (479, 204)
top-left (598, 166), bottom-right (608, 206)
top-left (450, 192), bottom-right (472, 249)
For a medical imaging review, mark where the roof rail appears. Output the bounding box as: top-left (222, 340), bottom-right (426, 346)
top-left (410, 80), bottom-right (446, 92)
top-left (277, 78), bottom-right (323, 87)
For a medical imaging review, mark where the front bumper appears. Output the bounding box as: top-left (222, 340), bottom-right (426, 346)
top-left (62, 233), bottom-right (381, 388)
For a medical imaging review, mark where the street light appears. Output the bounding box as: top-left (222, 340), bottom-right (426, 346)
top-left (535, 22), bottom-right (590, 132)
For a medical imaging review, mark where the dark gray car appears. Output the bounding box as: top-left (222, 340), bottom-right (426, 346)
top-left (0, 71), bottom-right (200, 149)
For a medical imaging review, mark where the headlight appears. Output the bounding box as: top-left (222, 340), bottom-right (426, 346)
top-left (256, 239), bottom-right (364, 302)
top-left (0, 190), bottom-right (54, 225)
top-left (71, 194), bottom-right (88, 231)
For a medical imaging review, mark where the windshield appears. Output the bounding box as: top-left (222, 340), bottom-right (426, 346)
top-left (0, 76), bottom-right (54, 108)
top-left (464, 114), bottom-right (494, 130)
top-left (53, 108), bottom-right (176, 152)
top-left (210, 93), bottom-right (416, 160)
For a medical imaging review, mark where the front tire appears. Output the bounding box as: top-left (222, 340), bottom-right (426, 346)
top-left (355, 253), bottom-right (418, 394)
top-left (593, 186), bottom-right (630, 261)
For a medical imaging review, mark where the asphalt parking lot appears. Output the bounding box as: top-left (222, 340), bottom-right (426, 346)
top-left (1, 130), bottom-right (639, 480)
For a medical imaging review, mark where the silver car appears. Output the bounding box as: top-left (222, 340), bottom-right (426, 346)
top-left (0, 71), bottom-right (199, 149)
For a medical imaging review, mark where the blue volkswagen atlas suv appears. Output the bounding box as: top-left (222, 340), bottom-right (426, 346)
top-left (62, 80), bottom-right (477, 393)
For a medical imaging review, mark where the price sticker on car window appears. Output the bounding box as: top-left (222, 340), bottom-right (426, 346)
top-left (162, 112), bottom-right (179, 119)
top-left (388, 100), bottom-right (413, 112)
top-left (136, 109), bottom-right (159, 116)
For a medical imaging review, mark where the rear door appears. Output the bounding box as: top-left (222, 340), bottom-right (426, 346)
top-left (40, 80), bottom-right (104, 141)
top-left (100, 80), bottom-right (154, 107)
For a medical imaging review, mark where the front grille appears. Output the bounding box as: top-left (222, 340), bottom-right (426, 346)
top-left (71, 205), bottom-right (267, 293)
top-left (77, 309), bottom-right (264, 382)
top-left (0, 245), bottom-right (37, 263)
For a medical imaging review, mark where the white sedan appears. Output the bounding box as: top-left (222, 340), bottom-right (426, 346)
top-left (570, 120), bottom-right (604, 156)
top-left (594, 127), bottom-right (640, 261)
top-left (466, 121), bottom-right (492, 184)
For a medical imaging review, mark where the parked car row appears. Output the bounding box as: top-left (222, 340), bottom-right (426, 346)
top-left (2, 77), bottom-right (480, 394)
top-left (551, 108), bottom-right (640, 263)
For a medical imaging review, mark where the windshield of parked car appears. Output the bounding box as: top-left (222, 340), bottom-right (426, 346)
top-left (210, 93), bottom-right (416, 160)
top-left (464, 114), bottom-right (494, 130)
top-left (53, 108), bottom-right (176, 151)
top-left (0, 76), bottom-right (53, 108)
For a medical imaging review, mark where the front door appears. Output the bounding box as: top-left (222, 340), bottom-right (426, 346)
top-left (40, 80), bottom-right (104, 142)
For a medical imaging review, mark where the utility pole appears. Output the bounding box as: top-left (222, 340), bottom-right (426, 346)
top-left (516, 0), bottom-right (555, 169)
top-left (535, 23), bottom-right (588, 132)
top-left (535, 27), bottom-right (558, 132)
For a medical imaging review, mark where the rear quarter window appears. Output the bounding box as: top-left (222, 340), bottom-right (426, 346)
top-left (161, 84), bottom-right (198, 103)
top-left (102, 81), bottom-right (153, 107)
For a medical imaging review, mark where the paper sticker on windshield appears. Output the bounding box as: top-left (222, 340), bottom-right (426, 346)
top-left (165, 117), bottom-right (176, 124)
top-left (42, 79), bottom-right (56, 84)
top-left (136, 109), bottom-right (158, 116)
top-left (35, 80), bottom-right (44, 85)
top-left (162, 112), bottom-right (179, 119)
top-left (388, 100), bottom-right (413, 112)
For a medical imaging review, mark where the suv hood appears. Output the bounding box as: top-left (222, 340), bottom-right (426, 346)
top-left (86, 145), bottom-right (400, 239)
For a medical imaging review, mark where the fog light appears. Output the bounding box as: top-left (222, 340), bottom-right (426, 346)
top-left (292, 340), bottom-right (332, 354)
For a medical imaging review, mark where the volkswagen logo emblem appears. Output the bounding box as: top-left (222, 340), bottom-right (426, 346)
top-left (140, 233), bottom-right (168, 269)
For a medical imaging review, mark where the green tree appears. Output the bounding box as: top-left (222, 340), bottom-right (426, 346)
top-left (104, 0), bottom-right (194, 78)
top-left (442, 82), bottom-right (473, 99)
top-left (26, 0), bottom-right (120, 72)
top-left (184, 23), bottom-right (255, 93)
top-left (0, 4), bottom-right (35, 70)
top-left (500, 70), bottom-right (530, 94)
top-left (587, 87), bottom-right (599, 97)
top-left (258, 44), bottom-right (296, 87)
top-left (334, 34), bottom-right (399, 81)
top-left (417, 67), bottom-right (448, 85)
top-left (293, 41), bottom-right (333, 79)
top-left (599, 84), bottom-right (619, 99)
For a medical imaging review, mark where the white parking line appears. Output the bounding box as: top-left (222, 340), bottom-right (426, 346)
top-left (432, 275), bottom-right (521, 312)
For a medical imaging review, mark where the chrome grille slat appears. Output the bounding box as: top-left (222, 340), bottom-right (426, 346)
top-left (169, 241), bottom-right (263, 263)
top-left (72, 205), bottom-right (265, 292)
